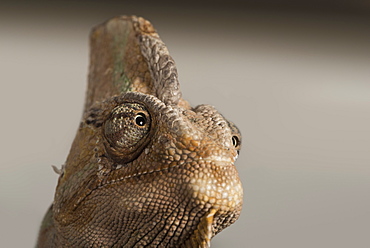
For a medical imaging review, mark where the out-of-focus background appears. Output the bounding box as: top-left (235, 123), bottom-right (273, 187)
top-left (1, 0), bottom-right (369, 247)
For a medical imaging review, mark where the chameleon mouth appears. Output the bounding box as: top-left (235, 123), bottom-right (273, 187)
top-left (198, 155), bottom-right (235, 167)
top-left (188, 154), bottom-right (242, 209)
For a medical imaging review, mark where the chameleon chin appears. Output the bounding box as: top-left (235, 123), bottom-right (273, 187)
top-left (37, 16), bottom-right (243, 248)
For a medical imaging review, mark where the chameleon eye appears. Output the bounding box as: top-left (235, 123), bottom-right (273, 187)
top-left (103, 102), bottom-right (151, 163)
top-left (232, 135), bottom-right (240, 148)
top-left (228, 121), bottom-right (242, 151)
top-left (135, 113), bottom-right (147, 127)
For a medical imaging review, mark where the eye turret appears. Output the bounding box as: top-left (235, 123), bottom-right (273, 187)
top-left (103, 102), bottom-right (151, 163)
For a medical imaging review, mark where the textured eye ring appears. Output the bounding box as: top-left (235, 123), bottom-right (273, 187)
top-left (103, 102), bottom-right (152, 163)
top-left (135, 113), bottom-right (147, 127)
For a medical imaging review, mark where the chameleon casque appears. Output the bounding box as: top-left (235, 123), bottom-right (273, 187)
top-left (37, 16), bottom-right (243, 247)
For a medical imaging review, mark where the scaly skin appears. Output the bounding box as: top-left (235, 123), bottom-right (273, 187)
top-left (37, 16), bottom-right (243, 248)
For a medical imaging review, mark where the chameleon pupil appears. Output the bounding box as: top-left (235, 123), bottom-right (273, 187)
top-left (232, 136), bottom-right (239, 147)
top-left (135, 114), bottom-right (146, 126)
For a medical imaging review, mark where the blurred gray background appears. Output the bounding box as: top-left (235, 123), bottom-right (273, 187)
top-left (1, 0), bottom-right (370, 247)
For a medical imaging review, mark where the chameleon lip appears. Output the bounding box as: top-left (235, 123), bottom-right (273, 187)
top-left (197, 155), bottom-right (235, 167)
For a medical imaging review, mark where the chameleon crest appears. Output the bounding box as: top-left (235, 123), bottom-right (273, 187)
top-left (37, 16), bottom-right (243, 247)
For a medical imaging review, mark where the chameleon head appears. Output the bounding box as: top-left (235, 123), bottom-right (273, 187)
top-left (53, 79), bottom-right (242, 247)
top-left (42, 16), bottom-right (243, 247)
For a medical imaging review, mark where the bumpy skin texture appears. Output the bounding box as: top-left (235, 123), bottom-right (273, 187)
top-left (37, 16), bottom-right (243, 248)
